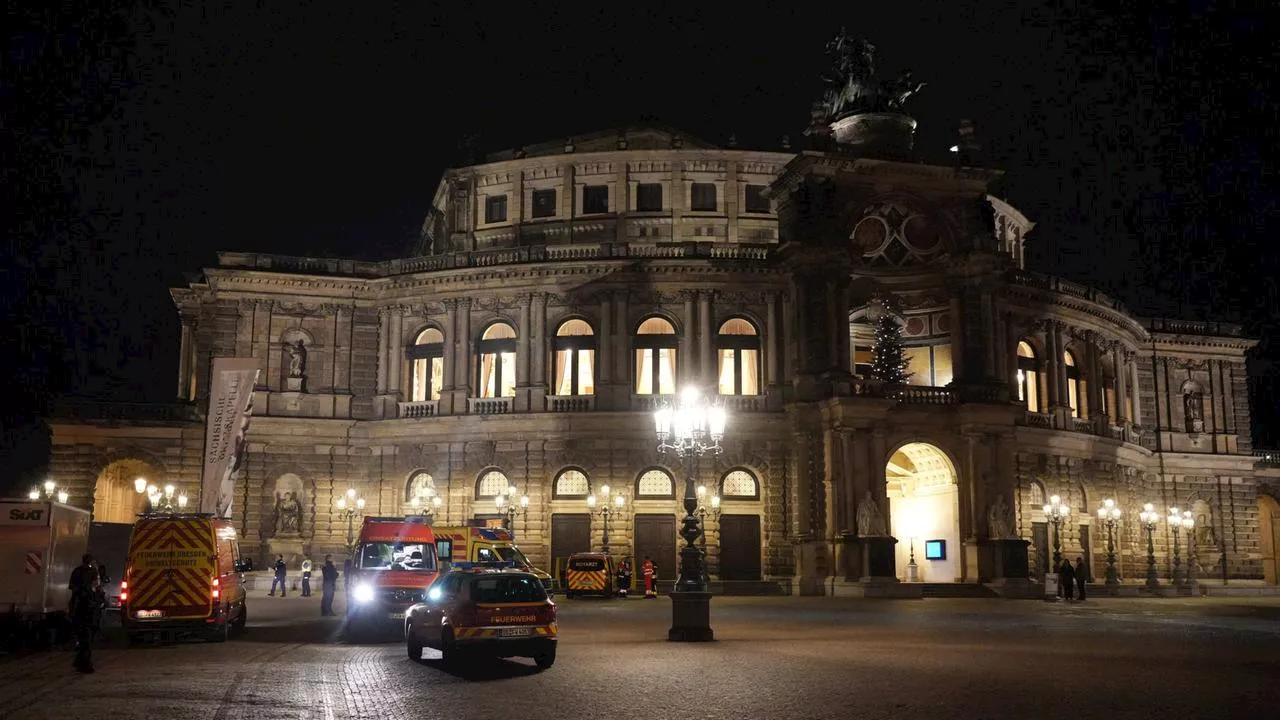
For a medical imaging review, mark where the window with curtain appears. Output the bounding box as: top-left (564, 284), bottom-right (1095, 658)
top-left (721, 469), bottom-right (760, 499)
top-left (636, 468), bottom-right (675, 497)
top-left (476, 469), bottom-right (509, 499)
top-left (1064, 350), bottom-right (1081, 418)
top-left (634, 316), bottom-right (677, 395)
top-left (553, 319), bottom-right (595, 396)
top-left (716, 318), bottom-right (760, 395)
top-left (553, 469), bottom-right (590, 498)
top-left (1016, 340), bottom-right (1040, 412)
top-left (408, 327), bottom-right (445, 402)
top-left (477, 322), bottom-right (517, 398)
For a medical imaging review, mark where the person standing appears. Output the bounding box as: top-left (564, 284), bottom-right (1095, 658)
top-left (320, 555), bottom-right (339, 616)
top-left (300, 556), bottom-right (313, 597)
top-left (642, 555), bottom-right (656, 599)
top-left (67, 554), bottom-right (100, 673)
top-left (269, 555), bottom-right (287, 597)
top-left (1058, 558), bottom-right (1076, 601)
top-left (1075, 556), bottom-right (1089, 601)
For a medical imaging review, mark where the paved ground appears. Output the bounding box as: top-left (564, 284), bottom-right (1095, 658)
top-left (1, 590), bottom-right (1278, 720)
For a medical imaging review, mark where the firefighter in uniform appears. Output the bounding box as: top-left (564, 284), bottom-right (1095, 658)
top-left (616, 557), bottom-right (633, 598)
top-left (642, 555), bottom-right (657, 598)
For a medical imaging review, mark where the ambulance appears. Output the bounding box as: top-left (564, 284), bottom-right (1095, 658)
top-left (432, 525), bottom-right (555, 593)
top-left (346, 516), bottom-right (440, 628)
top-left (122, 514), bottom-right (248, 643)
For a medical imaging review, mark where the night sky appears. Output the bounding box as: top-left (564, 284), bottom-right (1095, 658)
top-left (5, 3), bottom-right (1279, 487)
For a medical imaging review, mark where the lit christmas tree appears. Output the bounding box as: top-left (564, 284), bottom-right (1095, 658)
top-left (870, 314), bottom-right (912, 384)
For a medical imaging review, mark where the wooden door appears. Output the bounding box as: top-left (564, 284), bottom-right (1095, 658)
top-left (1032, 522), bottom-right (1049, 579)
top-left (1260, 496), bottom-right (1280, 584)
top-left (551, 514), bottom-right (592, 585)
top-left (718, 514), bottom-right (762, 582)
top-left (633, 515), bottom-right (677, 585)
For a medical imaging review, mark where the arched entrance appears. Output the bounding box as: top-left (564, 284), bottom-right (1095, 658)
top-left (885, 442), bottom-right (960, 583)
top-left (93, 458), bottom-right (160, 523)
top-left (1260, 495), bottom-right (1280, 585)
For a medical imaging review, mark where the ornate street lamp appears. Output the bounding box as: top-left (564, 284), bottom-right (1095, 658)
top-left (1042, 494), bottom-right (1070, 569)
top-left (1183, 510), bottom-right (1198, 588)
top-left (30, 478), bottom-right (62, 501)
top-left (587, 485), bottom-right (627, 553)
top-left (654, 386), bottom-right (725, 642)
top-left (146, 483), bottom-right (188, 513)
top-left (1138, 503), bottom-right (1160, 589)
top-left (496, 485), bottom-right (529, 539)
top-left (1096, 499), bottom-right (1122, 587)
top-left (409, 490), bottom-right (443, 521)
top-left (1167, 506), bottom-right (1186, 587)
top-left (693, 485), bottom-right (721, 549)
top-left (335, 488), bottom-right (366, 552)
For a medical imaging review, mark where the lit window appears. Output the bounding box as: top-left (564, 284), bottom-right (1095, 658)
top-left (637, 469), bottom-right (674, 497)
top-left (634, 317), bottom-right (677, 395)
top-left (1017, 340), bottom-right (1040, 413)
top-left (476, 470), bottom-right (508, 499)
top-left (553, 319), bottom-right (595, 396)
top-left (554, 469), bottom-right (589, 498)
top-left (716, 318), bottom-right (760, 396)
top-left (721, 469), bottom-right (759, 499)
top-left (1064, 351), bottom-right (1081, 418)
top-left (407, 472), bottom-right (435, 501)
top-left (477, 322), bottom-right (517, 399)
top-left (408, 328), bottom-right (444, 402)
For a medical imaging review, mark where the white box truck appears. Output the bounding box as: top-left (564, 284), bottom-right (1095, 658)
top-left (0, 499), bottom-right (91, 625)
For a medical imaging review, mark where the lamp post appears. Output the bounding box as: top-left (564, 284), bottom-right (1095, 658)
top-left (496, 485), bottom-right (529, 539)
top-left (1167, 506), bottom-right (1185, 587)
top-left (1183, 510), bottom-right (1198, 589)
top-left (1042, 494), bottom-right (1070, 569)
top-left (587, 485), bottom-right (627, 553)
top-left (145, 483), bottom-right (188, 513)
top-left (408, 490), bottom-right (443, 521)
top-left (654, 386), bottom-right (725, 642)
top-left (1096, 499), bottom-right (1122, 587)
top-left (30, 478), bottom-right (64, 502)
top-left (1138, 503), bottom-right (1160, 589)
top-left (335, 488), bottom-right (365, 552)
top-left (693, 485), bottom-right (721, 550)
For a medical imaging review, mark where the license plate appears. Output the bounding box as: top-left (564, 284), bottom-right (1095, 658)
top-left (388, 612), bottom-right (405, 620)
top-left (499, 627), bottom-right (533, 637)
top-left (136, 609), bottom-right (162, 619)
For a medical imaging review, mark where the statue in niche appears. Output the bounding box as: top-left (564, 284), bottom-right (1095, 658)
top-left (856, 491), bottom-right (887, 537)
top-left (274, 491), bottom-right (302, 535)
top-left (988, 496), bottom-right (1015, 540)
top-left (287, 340), bottom-right (307, 378)
top-left (818, 29), bottom-right (926, 121)
top-left (1183, 390), bottom-right (1204, 434)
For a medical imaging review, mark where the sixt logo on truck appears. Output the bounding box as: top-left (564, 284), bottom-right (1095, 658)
top-left (0, 504), bottom-right (50, 526)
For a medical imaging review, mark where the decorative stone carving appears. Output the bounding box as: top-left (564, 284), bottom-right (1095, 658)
top-left (274, 491), bottom-right (302, 535)
top-left (988, 496), bottom-right (1015, 540)
top-left (287, 341), bottom-right (306, 378)
top-left (856, 491), bottom-right (887, 537)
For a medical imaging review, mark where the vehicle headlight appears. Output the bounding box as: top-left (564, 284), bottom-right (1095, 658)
top-left (353, 584), bottom-right (376, 604)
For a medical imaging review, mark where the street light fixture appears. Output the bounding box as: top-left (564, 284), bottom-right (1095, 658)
top-left (1182, 510), bottom-right (1198, 588)
top-left (31, 478), bottom-right (63, 502)
top-left (408, 489), bottom-right (443, 520)
top-left (1096, 498), bottom-right (1122, 587)
top-left (496, 485), bottom-right (529, 539)
top-left (146, 483), bottom-right (188, 513)
top-left (654, 386), bottom-right (725, 642)
top-left (1167, 506), bottom-right (1186, 587)
top-left (335, 488), bottom-right (366, 552)
top-left (587, 485), bottom-right (627, 553)
top-left (1138, 502), bottom-right (1160, 589)
top-left (1042, 494), bottom-right (1070, 570)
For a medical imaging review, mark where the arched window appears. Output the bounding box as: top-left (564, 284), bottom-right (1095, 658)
top-left (1016, 341), bottom-right (1040, 413)
top-left (476, 469), bottom-right (510, 499)
top-left (634, 316), bottom-right (677, 395)
top-left (720, 469), bottom-right (760, 499)
top-left (408, 328), bottom-right (444, 402)
top-left (553, 319), bottom-right (595, 396)
top-left (636, 468), bottom-right (675, 498)
top-left (1064, 350), bottom-right (1081, 418)
top-left (407, 472), bottom-right (436, 501)
top-left (1029, 480), bottom-right (1046, 507)
top-left (553, 468), bottom-right (590, 498)
top-left (477, 322), bottom-right (517, 398)
top-left (716, 318), bottom-right (761, 396)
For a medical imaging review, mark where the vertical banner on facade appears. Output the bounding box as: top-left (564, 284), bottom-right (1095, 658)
top-left (200, 358), bottom-right (260, 517)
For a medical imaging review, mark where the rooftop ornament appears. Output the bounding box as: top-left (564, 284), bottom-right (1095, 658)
top-left (817, 29), bottom-right (926, 123)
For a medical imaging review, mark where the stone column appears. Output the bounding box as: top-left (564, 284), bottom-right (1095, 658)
top-left (442, 301), bottom-right (457, 392)
top-left (1085, 333), bottom-right (1102, 419)
top-left (948, 295), bottom-right (965, 383)
top-left (458, 299), bottom-right (473, 395)
top-left (766, 292), bottom-right (779, 386)
top-left (1113, 344), bottom-right (1128, 424)
top-left (376, 308), bottom-right (390, 394)
top-left (615, 292), bottom-right (629, 394)
top-left (1044, 323), bottom-right (1059, 410)
top-left (389, 310), bottom-right (404, 397)
top-left (530, 294), bottom-right (547, 404)
top-left (1129, 353), bottom-right (1143, 426)
top-left (598, 292), bottom-right (613, 390)
top-left (781, 292), bottom-right (794, 381)
top-left (1055, 324), bottom-right (1070, 408)
top-left (517, 296), bottom-right (531, 388)
top-left (177, 320), bottom-right (194, 399)
top-left (698, 291), bottom-right (713, 389)
top-left (683, 292), bottom-right (696, 387)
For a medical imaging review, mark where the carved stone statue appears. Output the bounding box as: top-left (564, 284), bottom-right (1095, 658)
top-left (1184, 391), bottom-right (1204, 434)
top-left (818, 29), bottom-right (927, 121)
top-left (988, 496), bottom-right (1015, 540)
top-left (287, 341), bottom-right (307, 378)
top-left (275, 491), bottom-right (302, 535)
top-left (856, 491), bottom-right (887, 537)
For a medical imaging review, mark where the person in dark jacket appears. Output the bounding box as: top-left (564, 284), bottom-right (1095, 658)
top-left (1075, 556), bottom-right (1089, 601)
top-left (269, 555), bottom-right (287, 597)
top-left (1058, 558), bottom-right (1076, 601)
top-left (320, 555), bottom-right (339, 616)
top-left (68, 555), bottom-right (100, 673)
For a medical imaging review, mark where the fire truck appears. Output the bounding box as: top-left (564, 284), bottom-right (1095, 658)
top-left (346, 516), bottom-right (440, 629)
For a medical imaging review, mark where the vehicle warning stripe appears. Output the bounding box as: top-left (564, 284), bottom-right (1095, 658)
top-left (566, 570), bottom-right (606, 589)
top-left (453, 625), bottom-right (556, 640)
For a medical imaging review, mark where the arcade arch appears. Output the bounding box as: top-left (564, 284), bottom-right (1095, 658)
top-left (92, 458), bottom-right (161, 523)
top-left (885, 442), bottom-right (960, 583)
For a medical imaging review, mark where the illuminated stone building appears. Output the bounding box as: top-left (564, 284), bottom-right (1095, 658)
top-left (49, 108), bottom-right (1280, 593)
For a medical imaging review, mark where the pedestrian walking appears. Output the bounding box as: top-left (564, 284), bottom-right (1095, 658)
top-left (300, 556), bottom-right (313, 597)
top-left (1058, 558), bottom-right (1076, 601)
top-left (320, 555), bottom-right (339, 616)
top-left (67, 554), bottom-right (100, 673)
top-left (1075, 556), bottom-right (1088, 601)
top-left (269, 555), bottom-right (288, 596)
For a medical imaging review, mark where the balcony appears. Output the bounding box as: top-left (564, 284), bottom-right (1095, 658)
top-left (1254, 449), bottom-right (1280, 468)
top-left (546, 395), bottom-right (595, 412)
top-left (397, 400), bottom-right (439, 419)
top-left (467, 397), bottom-right (513, 415)
top-left (720, 395), bottom-right (765, 412)
top-left (1022, 411), bottom-right (1052, 429)
top-left (630, 394), bottom-right (674, 411)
